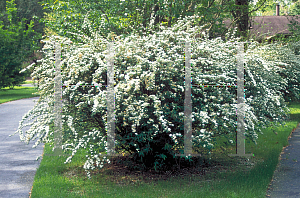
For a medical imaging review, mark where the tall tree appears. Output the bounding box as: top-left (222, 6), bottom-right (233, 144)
top-left (0, 0), bottom-right (48, 76)
top-left (233, 0), bottom-right (249, 37)
top-left (0, 0), bottom-right (41, 89)
top-left (219, 0), bottom-right (270, 40)
top-left (38, 0), bottom-right (273, 45)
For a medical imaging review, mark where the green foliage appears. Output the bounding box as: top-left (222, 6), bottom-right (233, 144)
top-left (290, 1), bottom-right (300, 15)
top-left (0, 0), bottom-right (42, 90)
top-left (0, 0), bottom-right (46, 70)
top-left (39, 0), bottom-right (239, 43)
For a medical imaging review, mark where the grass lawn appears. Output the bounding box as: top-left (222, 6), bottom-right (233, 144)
top-left (0, 80), bottom-right (40, 104)
top-left (28, 100), bottom-right (300, 198)
top-left (22, 80), bottom-right (36, 85)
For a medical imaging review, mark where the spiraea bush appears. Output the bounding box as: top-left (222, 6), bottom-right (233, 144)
top-left (13, 13), bottom-right (299, 178)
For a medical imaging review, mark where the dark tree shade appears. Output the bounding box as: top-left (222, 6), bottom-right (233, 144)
top-left (235, 0), bottom-right (249, 37)
top-left (0, 0), bottom-right (42, 90)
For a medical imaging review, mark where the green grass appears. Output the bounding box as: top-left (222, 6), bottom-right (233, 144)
top-left (29, 100), bottom-right (300, 198)
top-left (1, 82), bottom-right (298, 197)
top-left (0, 80), bottom-right (40, 104)
top-left (22, 80), bottom-right (36, 85)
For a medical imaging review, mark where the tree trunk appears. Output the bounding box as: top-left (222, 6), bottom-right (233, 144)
top-left (142, 1), bottom-right (148, 28)
top-left (168, 1), bottom-right (173, 27)
top-left (234, 0), bottom-right (249, 38)
top-left (154, 4), bottom-right (160, 26)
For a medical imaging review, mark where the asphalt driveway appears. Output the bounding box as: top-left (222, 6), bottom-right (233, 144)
top-left (0, 96), bottom-right (44, 198)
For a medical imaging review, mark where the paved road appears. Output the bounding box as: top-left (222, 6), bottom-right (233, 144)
top-left (266, 122), bottom-right (300, 198)
top-left (0, 97), bottom-right (44, 198)
top-left (19, 84), bottom-right (37, 87)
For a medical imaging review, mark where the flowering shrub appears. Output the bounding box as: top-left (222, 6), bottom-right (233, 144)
top-left (257, 41), bottom-right (300, 103)
top-left (12, 13), bottom-right (297, 178)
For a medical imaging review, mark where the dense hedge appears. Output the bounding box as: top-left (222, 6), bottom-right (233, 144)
top-left (14, 13), bottom-right (299, 178)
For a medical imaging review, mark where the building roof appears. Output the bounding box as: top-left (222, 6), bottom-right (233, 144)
top-left (222, 15), bottom-right (300, 40)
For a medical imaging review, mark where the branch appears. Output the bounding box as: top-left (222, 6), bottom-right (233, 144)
top-left (198, 0), bottom-right (217, 25)
top-left (79, 0), bottom-right (110, 23)
top-left (100, 7), bottom-right (110, 23)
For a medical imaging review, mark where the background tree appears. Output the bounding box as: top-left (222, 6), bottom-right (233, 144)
top-left (0, 0), bottom-right (42, 89)
top-left (39, 0), bottom-right (233, 42)
top-left (232, 0), bottom-right (249, 37)
top-left (40, 0), bottom-right (281, 43)
top-left (289, 0), bottom-right (300, 15)
top-left (1, 0), bottom-right (48, 72)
